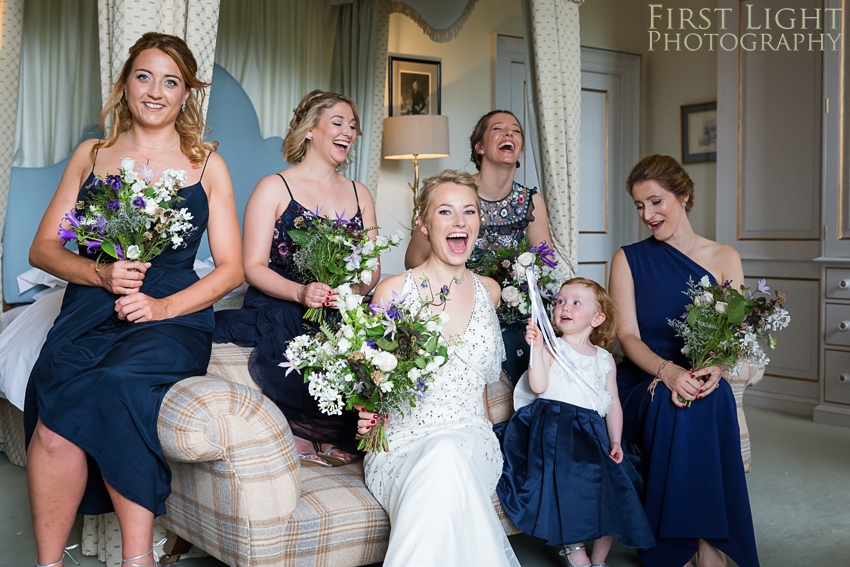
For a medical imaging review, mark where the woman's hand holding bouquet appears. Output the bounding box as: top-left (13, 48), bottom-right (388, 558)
top-left (281, 284), bottom-right (452, 452)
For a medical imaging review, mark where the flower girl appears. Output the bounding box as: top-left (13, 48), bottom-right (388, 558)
top-left (497, 277), bottom-right (655, 567)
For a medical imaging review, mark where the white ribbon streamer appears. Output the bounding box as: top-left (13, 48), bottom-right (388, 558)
top-left (526, 266), bottom-right (600, 413)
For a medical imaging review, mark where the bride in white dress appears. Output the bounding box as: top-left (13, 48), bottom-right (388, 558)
top-left (361, 170), bottom-right (520, 567)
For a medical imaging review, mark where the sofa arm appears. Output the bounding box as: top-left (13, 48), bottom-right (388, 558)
top-left (157, 376), bottom-right (302, 562)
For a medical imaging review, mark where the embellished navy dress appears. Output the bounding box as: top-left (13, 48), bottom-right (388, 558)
top-left (617, 237), bottom-right (760, 567)
top-left (213, 174), bottom-right (360, 453)
top-left (468, 181), bottom-right (538, 385)
top-left (24, 164), bottom-right (214, 516)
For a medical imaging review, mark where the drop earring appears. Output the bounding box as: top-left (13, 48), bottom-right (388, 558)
top-left (181, 102), bottom-right (186, 111)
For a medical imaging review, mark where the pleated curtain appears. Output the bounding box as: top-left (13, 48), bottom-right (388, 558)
top-left (0, 0), bottom-right (26, 305)
top-left (522, 0), bottom-right (584, 272)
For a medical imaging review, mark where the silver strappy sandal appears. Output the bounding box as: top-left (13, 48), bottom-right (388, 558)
top-left (36, 544), bottom-right (80, 567)
top-left (122, 548), bottom-right (156, 567)
top-left (559, 544), bottom-right (591, 567)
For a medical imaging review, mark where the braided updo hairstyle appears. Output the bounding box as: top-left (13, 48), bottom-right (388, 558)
top-left (282, 90), bottom-right (361, 170)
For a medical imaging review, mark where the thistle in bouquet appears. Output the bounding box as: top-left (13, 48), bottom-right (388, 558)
top-left (469, 237), bottom-right (565, 325)
top-left (58, 157), bottom-right (195, 266)
top-left (288, 209), bottom-right (403, 323)
top-left (281, 283), bottom-right (452, 452)
top-left (666, 276), bottom-right (790, 406)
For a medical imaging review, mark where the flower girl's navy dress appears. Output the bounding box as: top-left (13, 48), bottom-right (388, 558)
top-left (24, 163), bottom-right (214, 516)
top-left (617, 237), bottom-right (760, 567)
top-left (497, 341), bottom-right (655, 549)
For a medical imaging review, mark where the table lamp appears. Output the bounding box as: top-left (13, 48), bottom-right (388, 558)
top-left (382, 115), bottom-right (450, 226)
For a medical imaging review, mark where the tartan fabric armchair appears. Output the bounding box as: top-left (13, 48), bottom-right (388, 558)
top-left (156, 343), bottom-right (518, 567)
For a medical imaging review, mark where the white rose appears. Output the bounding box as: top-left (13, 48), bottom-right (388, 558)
top-left (715, 301), bottom-right (727, 313)
top-left (376, 352), bottom-right (398, 372)
top-left (501, 285), bottom-right (521, 307)
top-left (120, 157), bottom-right (137, 173)
top-left (701, 292), bottom-right (714, 304)
top-left (693, 296), bottom-right (703, 307)
top-left (360, 270), bottom-right (372, 285)
top-left (517, 252), bottom-right (535, 268)
top-left (126, 245), bottom-right (141, 260)
top-left (699, 275), bottom-right (711, 288)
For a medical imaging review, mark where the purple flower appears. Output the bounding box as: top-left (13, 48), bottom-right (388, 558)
top-left (95, 217), bottom-right (107, 236)
top-left (64, 210), bottom-right (81, 229)
top-left (132, 196), bottom-right (146, 208)
top-left (106, 200), bottom-right (120, 211)
top-left (82, 240), bottom-right (101, 254)
top-left (366, 339), bottom-right (377, 349)
top-left (106, 174), bottom-right (122, 190)
top-left (57, 226), bottom-right (77, 244)
top-left (137, 163), bottom-right (155, 183)
top-left (278, 358), bottom-right (301, 377)
top-left (757, 279), bottom-right (770, 293)
top-left (541, 255), bottom-right (557, 269)
top-left (115, 243), bottom-right (125, 261)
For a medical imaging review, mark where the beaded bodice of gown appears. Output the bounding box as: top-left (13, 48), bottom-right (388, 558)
top-left (469, 181), bottom-right (537, 266)
top-left (364, 270), bottom-right (505, 502)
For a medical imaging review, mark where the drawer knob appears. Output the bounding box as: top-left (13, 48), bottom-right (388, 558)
top-left (839, 374), bottom-right (850, 383)
top-left (840, 279), bottom-right (850, 289)
top-left (840, 321), bottom-right (850, 331)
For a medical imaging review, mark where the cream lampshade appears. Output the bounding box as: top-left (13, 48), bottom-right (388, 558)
top-left (382, 115), bottom-right (450, 225)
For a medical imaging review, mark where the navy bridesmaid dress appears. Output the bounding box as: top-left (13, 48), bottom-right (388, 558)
top-left (213, 174), bottom-right (360, 454)
top-left (617, 237), bottom-right (760, 567)
top-left (24, 164), bottom-right (214, 516)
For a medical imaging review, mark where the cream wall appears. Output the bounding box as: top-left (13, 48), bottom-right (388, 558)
top-left (580, 0), bottom-right (718, 240)
top-left (376, 0), bottom-right (525, 275)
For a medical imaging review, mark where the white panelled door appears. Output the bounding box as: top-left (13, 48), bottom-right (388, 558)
top-left (496, 39), bottom-right (639, 287)
top-left (577, 48), bottom-right (640, 287)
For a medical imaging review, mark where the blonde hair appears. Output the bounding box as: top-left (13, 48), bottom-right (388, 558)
top-left (413, 169), bottom-right (479, 226)
top-left (555, 277), bottom-right (617, 348)
top-left (94, 32), bottom-right (216, 167)
top-left (282, 90), bottom-right (361, 169)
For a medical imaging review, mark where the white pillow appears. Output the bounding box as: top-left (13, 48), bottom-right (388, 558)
top-left (0, 288), bottom-right (64, 410)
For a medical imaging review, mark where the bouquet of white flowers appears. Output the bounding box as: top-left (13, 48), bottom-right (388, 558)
top-left (288, 212), bottom-right (403, 322)
top-left (281, 284), bottom-right (452, 452)
top-left (58, 157), bottom-right (195, 265)
top-left (468, 238), bottom-right (565, 325)
top-left (666, 276), bottom-right (790, 405)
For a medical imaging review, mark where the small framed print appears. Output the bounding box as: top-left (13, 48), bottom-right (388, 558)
top-left (389, 56), bottom-right (441, 117)
top-left (681, 102), bottom-right (717, 163)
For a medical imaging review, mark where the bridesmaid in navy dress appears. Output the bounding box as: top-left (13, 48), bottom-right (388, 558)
top-left (405, 110), bottom-right (554, 385)
top-left (25, 33), bottom-right (243, 567)
top-left (609, 155), bottom-right (759, 567)
top-left (213, 90), bottom-right (379, 465)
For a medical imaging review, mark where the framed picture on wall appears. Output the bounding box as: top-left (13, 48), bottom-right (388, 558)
top-left (389, 56), bottom-right (441, 117)
top-left (681, 102), bottom-right (717, 163)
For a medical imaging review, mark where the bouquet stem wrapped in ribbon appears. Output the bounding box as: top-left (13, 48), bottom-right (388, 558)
top-left (280, 284), bottom-right (453, 452)
top-left (666, 276), bottom-right (790, 406)
top-left (58, 157), bottom-right (195, 266)
top-left (288, 210), bottom-right (403, 322)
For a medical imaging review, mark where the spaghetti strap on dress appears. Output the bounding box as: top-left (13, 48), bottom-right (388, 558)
top-left (617, 237), bottom-right (760, 567)
top-left (24, 154), bottom-right (214, 515)
top-left (212, 175), bottom-right (363, 453)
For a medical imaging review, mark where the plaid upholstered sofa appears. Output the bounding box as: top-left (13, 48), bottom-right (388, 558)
top-left (155, 342), bottom-right (519, 567)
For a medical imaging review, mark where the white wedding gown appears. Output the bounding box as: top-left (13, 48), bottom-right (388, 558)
top-left (364, 272), bottom-right (520, 567)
